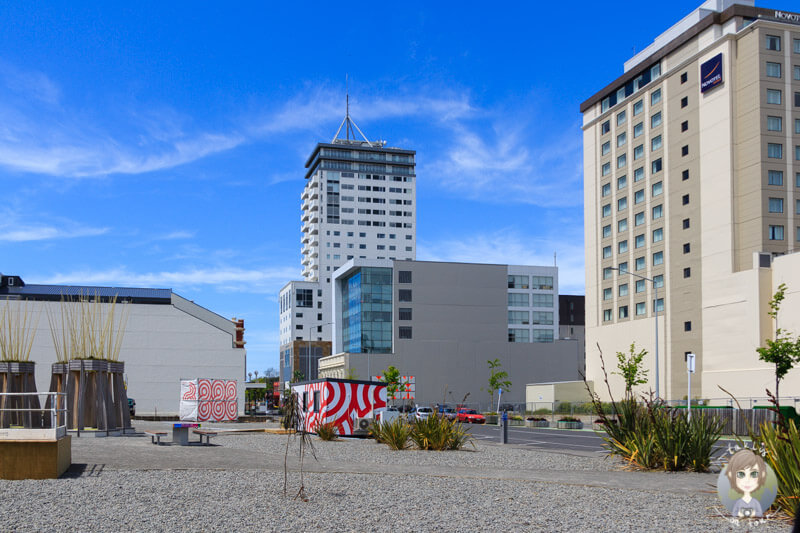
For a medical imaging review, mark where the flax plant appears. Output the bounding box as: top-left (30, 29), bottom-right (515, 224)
top-left (0, 301), bottom-right (40, 362)
top-left (46, 293), bottom-right (130, 362)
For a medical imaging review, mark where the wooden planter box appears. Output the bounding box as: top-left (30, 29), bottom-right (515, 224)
top-left (509, 419), bottom-right (524, 426)
top-left (527, 420), bottom-right (549, 428)
top-left (557, 420), bottom-right (584, 430)
top-left (484, 415), bottom-right (498, 425)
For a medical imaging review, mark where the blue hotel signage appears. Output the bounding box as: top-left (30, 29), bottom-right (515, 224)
top-left (700, 53), bottom-right (723, 93)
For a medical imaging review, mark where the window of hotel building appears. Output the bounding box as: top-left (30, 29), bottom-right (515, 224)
top-left (634, 167), bottom-right (644, 182)
top-left (653, 228), bottom-right (663, 242)
top-left (798, 227), bottom-right (800, 242)
top-left (601, 120), bottom-right (610, 134)
top-left (796, 200), bottom-right (800, 215)
top-left (633, 99), bottom-right (643, 115)
top-left (635, 256), bottom-right (645, 271)
top-left (766, 62), bottom-right (782, 78)
top-left (603, 267), bottom-right (613, 280)
top-left (634, 144), bottom-right (644, 160)
top-left (681, 145), bottom-right (689, 156)
top-left (601, 141), bottom-right (611, 155)
top-left (603, 309), bottom-right (612, 321)
top-left (399, 326), bottom-right (412, 339)
top-left (652, 181), bottom-right (663, 196)
top-left (618, 240), bottom-right (628, 253)
top-left (796, 145), bottom-right (800, 161)
top-left (532, 276), bottom-right (554, 290)
top-left (653, 298), bottom-right (665, 313)
top-left (768, 143), bottom-right (783, 159)
top-left (508, 293), bottom-right (529, 307)
top-left (683, 243), bottom-right (691, 254)
top-left (651, 135), bottom-right (662, 151)
top-left (766, 35), bottom-right (781, 51)
top-left (684, 321), bottom-right (692, 332)
top-left (767, 116), bottom-right (782, 131)
top-left (602, 183), bottom-right (611, 197)
top-left (651, 89), bottom-right (661, 105)
top-left (681, 120), bottom-right (688, 132)
top-left (636, 302), bottom-right (646, 316)
top-left (603, 287), bottom-right (612, 300)
top-left (602, 204), bottom-right (611, 217)
top-left (399, 308), bottom-right (413, 321)
top-left (532, 311), bottom-right (554, 325)
top-left (508, 310), bottom-right (529, 324)
top-left (617, 154), bottom-right (627, 169)
top-left (769, 170), bottom-right (784, 186)
top-left (652, 204), bottom-right (663, 219)
top-left (683, 218), bottom-right (690, 229)
top-left (681, 96), bottom-right (688, 108)
top-left (651, 112), bottom-right (662, 128)
top-left (680, 72), bottom-right (688, 84)
top-left (635, 234), bottom-right (645, 248)
top-left (636, 279), bottom-right (646, 293)
top-left (795, 92), bottom-right (800, 107)
top-left (767, 89), bottom-right (782, 105)
top-left (399, 289), bottom-right (412, 302)
top-left (508, 275), bottom-right (529, 289)
top-left (795, 39), bottom-right (800, 53)
top-left (654, 274), bottom-right (664, 288)
top-left (634, 122), bottom-right (644, 138)
top-left (619, 306), bottom-right (629, 319)
top-left (603, 224), bottom-right (612, 238)
top-left (634, 189), bottom-right (644, 204)
top-left (634, 211), bottom-right (645, 226)
top-left (532, 329), bottom-right (554, 343)
top-left (618, 175), bottom-right (627, 190)
top-left (652, 158), bottom-right (662, 173)
top-left (795, 66), bottom-right (800, 81)
top-left (684, 267), bottom-right (691, 278)
top-left (532, 294), bottom-right (554, 307)
top-left (619, 283), bottom-right (629, 297)
top-left (682, 169), bottom-right (690, 181)
top-left (617, 110), bottom-right (626, 126)
top-left (618, 261), bottom-right (628, 273)
top-left (769, 225), bottom-right (784, 241)
top-left (682, 194), bottom-right (690, 205)
top-left (769, 197), bottom-right (784, 213)
top-left (617, 132), bottom-right (626, 147)
top-left (653, 251), bottom-right (664, 266)
top-left (797, 173), bottom-right (800, 187)
top-left (618, 197), bottom-right (627, 211)
top-left (602, 162), bottom-right (611, 176)
top-left (618, 219), bottom-right (628, 232)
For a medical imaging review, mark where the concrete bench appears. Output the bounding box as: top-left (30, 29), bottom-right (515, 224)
top-left (193, 429), bottom-right (217, 446)
top-left (145, 430), bottom-right (168, 445)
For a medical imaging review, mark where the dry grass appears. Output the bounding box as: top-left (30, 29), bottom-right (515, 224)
top-left (46, 292), bottom-right (130, 362)
top-left (0, 300), bottom-right (40, 362)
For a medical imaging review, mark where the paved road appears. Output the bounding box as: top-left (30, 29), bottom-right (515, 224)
top-left (466, 424), bottom-right (606, 455)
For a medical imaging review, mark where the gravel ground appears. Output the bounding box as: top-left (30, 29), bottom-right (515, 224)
top-left (0, 427), bottom-right (791, 532)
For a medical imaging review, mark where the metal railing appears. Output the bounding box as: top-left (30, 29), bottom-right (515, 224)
top-left (0, 392), bottom-right (68, 431)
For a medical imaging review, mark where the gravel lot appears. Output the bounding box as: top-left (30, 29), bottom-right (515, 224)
top-left (0, 426), bottom-right (791, 532)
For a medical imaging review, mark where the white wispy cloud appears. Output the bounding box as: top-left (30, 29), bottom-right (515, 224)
top-left (37, 265), bottom-right (300, 294)
top-left (156, 231), bottom-right (195, 240)
top-left (418, 230), bottom-right (585, 294)
top-left (0, 210), bottom-right (109, 242)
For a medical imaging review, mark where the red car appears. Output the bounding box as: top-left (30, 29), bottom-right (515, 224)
top-left (457, 409), bottom-right (485, 424)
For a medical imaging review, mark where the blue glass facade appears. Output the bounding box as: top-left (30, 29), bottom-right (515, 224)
top-left (341, 267), bottom-right (393, 353)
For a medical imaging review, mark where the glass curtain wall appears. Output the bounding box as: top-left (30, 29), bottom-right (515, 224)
top-left (341, 267), bottom-right (393, 353)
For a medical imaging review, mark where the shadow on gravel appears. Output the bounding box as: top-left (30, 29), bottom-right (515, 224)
top-left (61, 464), bottom-right (106, 478)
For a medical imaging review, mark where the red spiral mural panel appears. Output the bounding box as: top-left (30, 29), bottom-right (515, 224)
top-left (211, 380), bottom-right (225, 401)
top-left (211, 401), bottom-right (226, 420)
top-left (198, 379), bottom-right (212, 400)
top-left (224, 380), bottom-right (237, 401)
top-left (182, 382), bottom-right (197, 401)
top-left (225, 401), bottom-right (237, 420)
top-left (197, 400), bottom-right (212, 421)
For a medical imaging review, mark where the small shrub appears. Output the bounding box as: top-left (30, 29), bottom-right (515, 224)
top-left (315, 421), bottom-right (338, 441)
top-left (558, 416), bottom-right (580, 422)
top-left (510, 415), bottom-right (523, 421)
top-left (756, 417), bottom-right (800, 518)
top-left (372, 417), bottom-right (412, 450)
top-left (527, 416), bottom-right (547, 422)
top-left (410, 414), bottom-right (472, 451)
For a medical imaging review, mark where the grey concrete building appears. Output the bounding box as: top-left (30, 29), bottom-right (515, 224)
top-left (318, 259), bottom-right (582, 407)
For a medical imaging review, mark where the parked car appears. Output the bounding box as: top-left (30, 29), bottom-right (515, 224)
top-left (128, 398), bottom-right (136, 417)
top-left (415, 406), bottom-right (434, 421)
top-left (439, 407), bottom-right (457, 420)
top-left (457, 408), bottom-right (485, 424)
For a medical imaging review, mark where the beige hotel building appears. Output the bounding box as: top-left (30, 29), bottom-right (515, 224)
top-left (582, 0), bottom-right (800, 402)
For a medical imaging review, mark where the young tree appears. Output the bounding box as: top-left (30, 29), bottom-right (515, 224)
top-left (756, 283), bottom-right (800, 406)
top-left (381, 365), bottom-right (402, 406)
top-left (485, 358), bottom-right (511, 411)
top-left (613, 343), bottom-right (649, 398)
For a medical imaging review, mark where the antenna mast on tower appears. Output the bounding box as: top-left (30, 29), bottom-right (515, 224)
top-left (331, 75), bottom-right (382, 146)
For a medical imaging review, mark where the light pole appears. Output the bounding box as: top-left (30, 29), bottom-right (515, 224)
top-left (610, 267), bottom-right (661, 399)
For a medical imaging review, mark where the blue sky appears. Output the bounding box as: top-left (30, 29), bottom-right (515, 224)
top-left (0, 1), bottom-right (706, 373)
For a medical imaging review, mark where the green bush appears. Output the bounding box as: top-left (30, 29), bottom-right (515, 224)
top-left (410, 414), bottom-right (472, 451)
top-left (315, 421), bottom-right (338, 441)
top-left (756, 418), bottom-right (800, 518)
top-left (371, 417), bottom-right (412, 450)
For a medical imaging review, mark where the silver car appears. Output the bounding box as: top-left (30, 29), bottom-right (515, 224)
top-left (415, 406), bottom-right (434, 421)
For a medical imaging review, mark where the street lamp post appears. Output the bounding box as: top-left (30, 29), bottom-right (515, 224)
top-left (610, 267), bottom-right (661, 399)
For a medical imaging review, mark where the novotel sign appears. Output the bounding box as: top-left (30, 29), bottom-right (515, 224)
top-left (700, 53), bottom-right (723, 93)
top-left (773, 10), bottom-right (800, 23)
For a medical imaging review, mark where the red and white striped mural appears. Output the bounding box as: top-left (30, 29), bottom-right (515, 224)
top-left (180, 378), bottom-right (238, 421)
top-left (291, 379), bottom-right (386, 436)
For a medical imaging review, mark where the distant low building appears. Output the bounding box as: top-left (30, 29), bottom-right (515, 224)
top-left (0, 274), bottom-right (246, 416)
